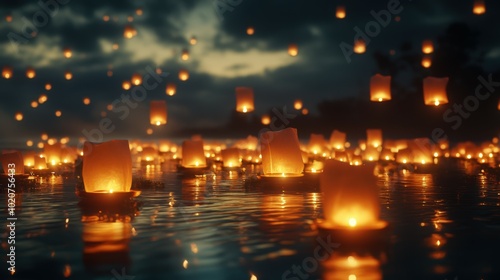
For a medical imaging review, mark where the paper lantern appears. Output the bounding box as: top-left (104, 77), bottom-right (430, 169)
top-left (140, 146), bottom-right (157, 162)
top-left (26, 67), bottom-right (36, 79)
top-left (288, 44), bottom-right (298, 57)
top-left (308, 133), bottom-right (328, 155)
top-left (260, 127), bottom-right (304, 176)
top-left (44, 143), bottom-right (62, 166)
top-left (166, 83), bottom-right (176, 96)
top-left (55, 110), bottom-right (62, 117)
top-left (150, 100), bottom-right (167, 126)
top-left (34, 156), bottom-right (48, 170)
top-left (15, 112), bottom-right (23, 121)
top-left (181, 49), bottom-right (189, 61)
top-left (131, 73), bottom-right (142, 86)
top-left (423, 77), bottom-right (449, 106)
top-left (122, 81), bottom-right (131, 90)
top-left (221, 148), bottom-right (241, 168)
top-left (293, 99), bottom-right (303, 110)
top-left (329, 130), bottom-right (346, 150)
top-left (65, 71), bottom-right (73, 80)
top-left (366, 129), bottom-right (383, 148)
top-left (380, 149), bottom-right (394, 161)
top-left (0, 151), bottom-right (25, 175)
top-left (408, 138), bottom-right (433, 164)
top-left (82, 140), bottom-right (132, 193)
top-left (395, 148), bottom-right (412, 164)
top-left (422, 40), bottom-right (434, 54)
top-left (5, 15), bottom-right (12, 22)
top-left (124, 25), bottom-right (137, 38)
top-left (83, 97), bottom-right (91, 105)
top-left (235, 87), bottom-right (254, 113)
top-left (189, 36), bottom-right (197, 45)
top-left (63, 48), bottom-right (72, 58)
top-left (2, 66), bottom-right (12, 79)
top-left (473, 0), bottom-right (485, 15)
top-left (354, 39), bottom-right (366, 54)
top-left (422, 56), bottom-right (432, 68)
top-left (179, 69), bottom-right (189, 81)
top-left (246, 26), bottom-right (255, 35)
top-left (320, 160), bottom-right (385, 229)
top-left (370, 74), bottom-right (391, 102)
top-left (181, 140), bottom-right (207, 168)
top-left (38, 94), bottom-right (48, 104)
top-left (61, 147), bottom-right (77, 163)
top-left (261, 114), bottom-right (271, 125)
top-left (336, 5), bottom-right (346, 19)
top-left (23, 151), bottom-right (35, 167)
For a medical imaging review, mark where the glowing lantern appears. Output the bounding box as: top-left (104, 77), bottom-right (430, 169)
top-left (82, 140), bottom-right (132, 193)
top-left (179, 69), bottom-right (189, 81)
top-left (6, 15), bottom-right (12, 22)
top-left (45, 83), bottom-right (52, 90)
top-left (83, 97), bottom-right (91, 105)
top-left (288, 44), bottom-right (298, 57)
top-left (221, 148), bottom-right (241, 168)
top-left (329, 130), bottom-right (346, 151)
top-left (354, 39), bottom-right (366, 54)
top-left (260, 127), bottom-right (304, 176)
top-left (63, 48), bottom-right (72, 58)
top-left (308, 133), bottom-right (328, 155)
top-left (23, 151), bottom-right (35, 167)
top-left (370, 74), bottom-right (391, 102)
top-left (261, 114), bottom-right (271, 125)
top-left (363, 146), bottom-right (380, 162)
top-left (55, 110), bottom-right (62, 117)
top-left (302, 108), bottom-right (309, 115)
top-left (150, 100), bottom-right (167, 126)
top-left (122, 81), bottom-right (131, 90)
top-left (423, 77), bottom-right (449, 106)
top-left (235, 87), bottom-right (254, 113)
top-left (246, 26), bottom-right (255, 35)
top-left (65, 71), bottom-right (73, 80)
top-left (2, 66), bottom-right (12, 79)
top-left (181, 140), bottom-right (207, 168)
top-left (189, 36), bottom-right (197, 45)
top-left (34, 156), bottom-right (48, 170)
top-left (320, 160), bottom-right (386, 229)
top-left (336, 5), bottom-right (346, 19)
top-left (181, 49), bottom-right (189, 61)
top-left (473, 0), bottom-right (485, 15)
top-left (26, 67), bottom-right (36, 79)
top-left (422, 56), bottom-right (432, 68)
top-left (131, 73), bottom-right (142, 86)
top-left (497, 99), bottom-right (500, 110)
top-left (366, 129), bottom-right (383, 148)
top-left (31, 101), bottom-right (39, 108)
top-left (38, 94), bottom-right (48, 104)
top-left (422, 40), bottom-right (434, 54)
top-left (103, 15), bottom-right (109, 21)
top-left (294, 99), bottom-right (303, 110)
top-left (124, 25), bottom-right (137, 39)
top-left (15, 112), bottom-right (23, 121)
top-left (136, 8), bottom-right (143, 16)
top-left (395, 148), bottom-right (412, 164)
top-left (0, 151), bottom-right (25, 175)
top-left (61, 147), bottom-right (77, 163)
top-left (140, 147), bottom-right (157, 162)
top-left (166, 83), bottom-right (176, 96)
top-left (44, 143), bottom-right (62, 166)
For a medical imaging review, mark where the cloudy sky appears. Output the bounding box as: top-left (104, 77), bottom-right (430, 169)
top-left (0, 0), bottom-right (498, 146)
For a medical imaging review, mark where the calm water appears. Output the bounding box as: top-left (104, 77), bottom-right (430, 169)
top-left (1, 159), bottom-right (500, 280)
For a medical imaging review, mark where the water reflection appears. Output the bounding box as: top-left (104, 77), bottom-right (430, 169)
top-left (322, 252), bottom-right (383, 280)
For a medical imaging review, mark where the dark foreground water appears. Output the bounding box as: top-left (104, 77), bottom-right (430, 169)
top-left (1, 159), bottom-right (500, 280)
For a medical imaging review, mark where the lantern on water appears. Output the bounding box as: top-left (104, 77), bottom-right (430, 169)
top-left (131, 73), bottom-right (142, 86)
top-left (150, 100), bottom-right (167, 126)
top-left (235, 87), bottom-right (254, 113)
top-left (423, 77), bottom-right (449, 106)
top-left (221, 148), bottom-right (241, 168)
top-left (166, 83), bottom-right (176, 96)
top-left (181, 49), bottom-right (189, 61)
top-left (294, 99), bottom-right (303, 110)
top-left (26, 67), bottom-right (35, 79)
top-left (288, 44), bottom-right (298, 57)
top-left (395, 148), bottom-right (413, 164)
top-left (366, 129), bottom-right (383, 148)
top-left (2, 66), bottom-right (12, 79)
top-left (140, 147), bottom-right (157, 162)
top-left (308, 133), bottom-right (328, 155)
top-left (179, 70), bottom-right (189, 81)
top-left (473, 0), bottom-right (485, 15)
top-left (354, 39), bottom-right (366, 54)
top-left (82, 140), bottom-right (132, 193)
top-left (320, 160), bottom-right (385, 229)
top-left (363, 146), bottom-right (380, 162)
top-left (181, 140), bottom-right (207, 168)
top-left (329, 130), bottom-right (346, 150)
top-left (34, 156), bottom-right (48, 170)
top-left (23, 151), bottom-right (35, 167)
top-left (0, 151), bottom-right (25, 175)
top-left (422, 56), bottom-right (432, 68)
top-left (336, 5), bottom-right (346, 19)
top-left (370, 74), bottom-right (391, 102)
top-left (422, 40), bottom-right (434, 54)
top-left (260, 127), bottom-right (304, 177)
top-left (44, 143), bottom-right (62, 166)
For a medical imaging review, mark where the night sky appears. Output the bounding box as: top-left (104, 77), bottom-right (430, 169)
top-left (0, 0), bottom-right (499, 147)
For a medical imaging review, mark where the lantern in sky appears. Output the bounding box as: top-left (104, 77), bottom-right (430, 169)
top-left (261, 114), bottom-right (271, 125)
top-left (65, 71), bottom-right (72, 80)
top-left (122, 81), bottom-right (131, 90)
top-left (189, 36), bottom-right (197, 45)
top-left (124, 25), bottom-right (137, 39)
top-left (235, 87), bottom-right (254, 113)
top-left (26, 67), bottom-right (36, 79)
top-left (422, 56), bottom-right (432, 68)
top-left (260, 127), bottom-right (304, 177)
top-left (366, 129), bottom-right (383, 148)
top-left (336, 5), bottom-right (346, 19)
top-left (2, 66), bottom-right (12, 79)
top-left (370, 74), bottom-right (391, 102)
top-left (354, 39), bottom-right (366, 54)
top-left (55, 110), bottom-right (62, 117)
top-left (5, 15), bottom-right (12, 22)
top-left (150, 100), bottom-right (167, 126)
top-left (165, 83), bottom-right (176, 96)
top-left (82, 140), bottom-right (132, 193)
top-left (473, 0), bottom-right (485, 15)
top-left (15, 112), bottom-right (23, 121)
top-left (246, 26), bottom-right (255, 35)
top-left (83, 97), bottom-right (91, 105)
top-left (221, 148), bottom-right (241, 168)
top-left (294, 99), bottom-right (303, 110)
top-left (179, 69), bottom-right (189, 81)
top-left (63, 48), bottom-right (72, 58)
top-left (181, 140), bottom-right (207, 168)
top-left (181, 49), bottom-right (189, 61)
top-left (421, 40), bottom-right (434, 54)
top-left (288, 44), bottom-right (298, 57)
top-left (320, 160), bottom-right (386, 229)
top-left (45, 83), bottom-right (52, 90)
top-left (423, 77), bottom-right (449, 106)
top-left (131, 73), bottom-right (142, 86)
top-left (0, 151), bottom-right (25, 175)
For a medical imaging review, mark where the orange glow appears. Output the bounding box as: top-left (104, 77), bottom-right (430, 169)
top-left (166, 83), bottom-right (176, 96)
top-left (131, 73), bottom-right (142, 85)
top-left (83, 97), bottom-right (91, 105)
top-left (15, 112), bottom-right (23, 121)
top-left (336, 5), bottom-right (346, 19)
top-left (181, 140), bottom-right (207, 168)
top-left (246, 26), bottom-right (255, 35)
top-left (136, 9), bottom-right (143, 16)
top-left (45, 83), bottom-right (52, 90)
top-left (63, 48), bottom-right (72, 58)
top-left (181, 49), bottom-right (189, 61)
top-left (31, 101), bottom-right (39, 108)
top-left (301, 108), bottom-right (309, 115)
top-left (38, 94), bottom-right (48, 104)
top-left (26, 67), bottom-right (36, 79)
top-left (294, 99), bottom-right (303, 110)
top-left (55, 110), bottom-right (62, 117)
top-left (189, 36), bottom-right (197, 45)
top-left (64, 71), bottom-right (72, 80)
top-left (124, 25), bottom-right (137, 39)
top-left (354, 39), bottom-right (366, 54)
top-left (150, 100), bottom-right (167, 126)
top-left (473, 0), bottom-right (485, 15)
top-left (288, 44), bottom-right (298, 57)
top-left (122, 81), bottom-right (131, 90)
top-left (2, 66), bottom-right (12, 79)
top-left (235, 87), bottom-right (254, 113)
top-left (370, 74), bottom-right (391, 102)
top-left (422, 40), bottom-right (434, 54)
top-left (260, 128), bottom-right (304, 176)
top-left (179, 69), bottom-right (189, 81)
top-left (422, 56), bottom-right (432, 68)
top-left (261, 114), bottom-right (271, 125)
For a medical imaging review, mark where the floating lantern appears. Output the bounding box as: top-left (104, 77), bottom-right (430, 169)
top-left (0, 151), bottom-right (25, 175)
top-left (122, 81), bottom-right (131, 90)
top-left (302, 108), bottom-right (309, 115)
top-left (31, 101), bottom-right (39, 108)
top-left (336, 5), bottom-right (346, 19)
top-left (65, 71), bottom-right (73, 80)
top-left (179, 69), bottom-right (189, 81)
top-left (363, 146), bottom-right (380, 162)
top-left (2, 66), bottom-right (12, 79)
top-left (380, 149), bottom-right (394, 161)
top-left (189, 36), bottom-right (197, 45)
top-left (422, 56), bottom-right (432, 68)
top-left (34, 156), bottom-right (48, 170)
top-left (319, 160), bottom-right (387, 232)
top-left (124, 25), bottom-right (137, 39)
top-left (423, 77), bottom-right (449, 106)
top-left (26, 67), bottom-right (36, 79)
top-left (44, 143), bottom-right (62, 166)
top-left (136, 8), bottom-right (143, 16)
top-left (294, 99), bottom-right (303, 110)
top-left (473, 0), bottom-right (485, 15)
top-left (140, 147), bottom-right (157, 162)
top-left (235, 87), bottom-right (254, 113)
top-left (329, 130), bottom-right (347, 150)
top-left (308, 133), bottom-right (328, 155)
top-left (261, 114), bottom-right (271, 125)
top-left (370, 74), bottom-right (391, 102)
top-left (181, 49), bottom-right (189, 61)
top-left (131, 73), bottom-right (142, 86)
top-left (395, 148), bottom-right (412, 164)
top-left (354, 39), bottom-right (366, 54)
top-left (38, 94), bottom-right (48, 104)
top-left (63, 48), bottom-right (72, 58)
top-left (150, 100), bottom-right (167, 126)
top-left (83, 97), bottom-right (91, 105)
top-left (366, 129), bottom-right (383, 148)
top-left (15, 112), bottom-right (23, 121)
top-left (246, 26), bottom-right (255, 35)
top-left (165, 83), bottom-right (176, 96)
top-left (260, 127), bottom-right (304, 177)
top-left (288, 44), bottom-right (298, 57)
top-left (181, 140), bottom-right (207, 168)
top-left (61, 147), bottom-right (77, 164)
top-left (23, 151), bottom-right (35, 167)
top-left (82, 140), bottom-right (133, 193)
top-left (45, 83), bottom-right (52, 90)
top-left (221, 148), bottom-right (241, 168)
top-left (422, 40), bottom-right (434, 54)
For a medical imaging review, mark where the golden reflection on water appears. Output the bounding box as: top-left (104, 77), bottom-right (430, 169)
top-left (321, 253), bottom-right (383, 280)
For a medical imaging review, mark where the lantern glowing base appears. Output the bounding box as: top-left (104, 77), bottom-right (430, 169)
top-left (177, 165), bottom-right (209, 177)
top-left (244, 174), bottom-right (319, 193)
top-left (316, 219), bottom-right (390, 249)
top-left (76, 189), bottom-right (141, 201)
